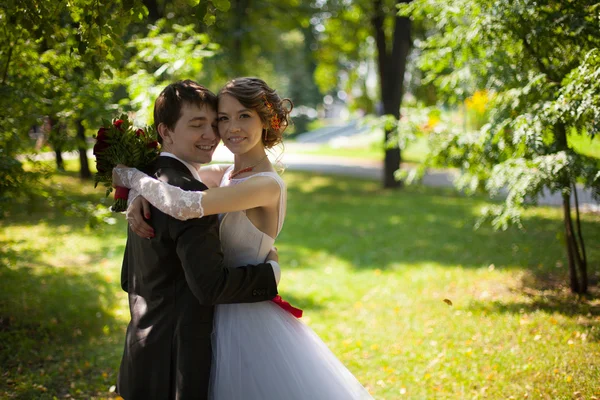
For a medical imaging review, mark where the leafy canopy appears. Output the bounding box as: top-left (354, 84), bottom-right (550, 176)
top-left (400, 0), bottom-right (600, 229)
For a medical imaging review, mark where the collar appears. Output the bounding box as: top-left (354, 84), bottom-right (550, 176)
top-left (160, 152), bottom-right (203, 182)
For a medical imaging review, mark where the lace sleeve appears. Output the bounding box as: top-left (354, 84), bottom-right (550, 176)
top-left (127, 188), bottom-right (140, 208)
top-left (114, 167), bottom-right (204, 220)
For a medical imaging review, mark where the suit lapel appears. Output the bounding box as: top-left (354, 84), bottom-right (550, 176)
top-left (155, 155), bottom-right (196, 180)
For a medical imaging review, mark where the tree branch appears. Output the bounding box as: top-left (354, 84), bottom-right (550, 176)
top-left (519, 34), bottom-right (560, 84)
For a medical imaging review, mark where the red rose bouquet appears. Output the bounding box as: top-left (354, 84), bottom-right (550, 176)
top-left (93, 115), bottom-right (160, 212)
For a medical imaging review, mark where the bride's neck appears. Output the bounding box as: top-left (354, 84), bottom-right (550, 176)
top-left (233, 147), bottom-right (267, 170)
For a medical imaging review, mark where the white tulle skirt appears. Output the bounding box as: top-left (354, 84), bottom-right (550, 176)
top-left (209, 301), bottom-right (373, 400)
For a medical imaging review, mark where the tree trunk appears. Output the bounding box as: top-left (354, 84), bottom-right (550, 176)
top-left (562, 193), bottom-right (580, 293)
top-left (76, 119), bottom-right (91, 179)
top-left (231, 0), bottom-right (249, 75)
top-left (49, 117), bottom-right (64, 171)
top-left (555, 122), bottom-right (587, 294)
top-left (572, 185), bottom-right (588, 293)
top-left (142, 0), bottom-right (162, 21)
top-left (54, 149), bottom-right (64, 171)
top-left (372, 0), bottom-right (412, 188)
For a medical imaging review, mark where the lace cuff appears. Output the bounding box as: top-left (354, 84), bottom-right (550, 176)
top-left (127, 188), bottom-right (140, 208)
top-left (114, 167), bottom-right (204, 220)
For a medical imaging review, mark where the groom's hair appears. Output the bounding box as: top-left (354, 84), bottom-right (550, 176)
top-left (154, 80), bottom-right (217, 144)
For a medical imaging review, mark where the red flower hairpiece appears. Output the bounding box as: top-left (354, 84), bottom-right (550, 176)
top-left (263, 96), bottom-right (281, 132)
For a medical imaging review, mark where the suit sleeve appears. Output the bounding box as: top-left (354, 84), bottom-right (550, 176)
top-left (120, 244), bottom-right (129, 292)
top-left (171, 216), bottom-right (278, 305)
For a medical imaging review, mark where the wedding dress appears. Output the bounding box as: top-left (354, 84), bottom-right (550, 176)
top-left (116, 165), bottom-right (374, 400)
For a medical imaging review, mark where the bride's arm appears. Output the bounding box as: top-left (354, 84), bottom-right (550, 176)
top-left (113, 167), bottom-right (280, 220)
top-left (200, 176), bottom-right (280, 215)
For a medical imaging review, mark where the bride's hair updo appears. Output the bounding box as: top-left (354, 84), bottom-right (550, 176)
top-left (218, 77), bottom-right (293, 149)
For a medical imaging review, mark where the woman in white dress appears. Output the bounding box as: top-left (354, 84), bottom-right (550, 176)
top-left (114, 77), bottom-right (373, 399)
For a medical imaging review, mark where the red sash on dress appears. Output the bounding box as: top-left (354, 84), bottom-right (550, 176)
top-left (271, 295), bottom-right (303, 318)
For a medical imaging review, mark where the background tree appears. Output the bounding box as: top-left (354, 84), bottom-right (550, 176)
top-left (400, 0), bottom-right (600, 294)
top-left (0, 0), bottom-right (146, 210)
top-left (2, 0), bottom-right (358, 213)
top-left (123, 0), bottom-right (323, 132)
top-left (203, 1), bottom-right (323, 113)
top-left (316, 0), bottom-right (412, 188)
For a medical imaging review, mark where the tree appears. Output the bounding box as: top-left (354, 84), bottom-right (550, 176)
top-left (401, 0), bottom-right (600, 293)
top-left (315, 0), bottom-right (412, 188)
top-left (203, 0), bottom-right (323, 108)
top-left (124, 0), bottom-right (323, 128)
top-left (0, 0), bottom-right (147, 197)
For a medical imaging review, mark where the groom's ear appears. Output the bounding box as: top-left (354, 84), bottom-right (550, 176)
top-left (158, 123), bottom-right (172, 145)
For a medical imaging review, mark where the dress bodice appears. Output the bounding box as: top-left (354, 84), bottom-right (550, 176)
top-left (218, 166), bottom-right (286, 268)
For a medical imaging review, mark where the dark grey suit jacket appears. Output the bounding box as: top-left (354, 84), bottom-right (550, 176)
top-left (117, 156), bottom-right (278, 400)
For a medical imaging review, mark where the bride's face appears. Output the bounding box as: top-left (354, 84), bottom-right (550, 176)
top-left (217, 94), bottom-right (265, 155)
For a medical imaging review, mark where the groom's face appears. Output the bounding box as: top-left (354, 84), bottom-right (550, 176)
top-left (160, 103), bottom-right (219, 167)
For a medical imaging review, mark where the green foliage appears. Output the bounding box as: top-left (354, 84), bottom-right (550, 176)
top-left (0, 0), bottom-right (147, 202)
top-left (120, 20), bottom-right (217, 124)
top-left (198, 0), bottom-right (323, 106)
top-left (314, 3), bottom-right (375, 100)
top-left (399, 0), bottom-right (600, 229)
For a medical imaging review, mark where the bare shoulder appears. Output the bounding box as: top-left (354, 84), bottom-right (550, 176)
top-left (198, 164), bottom-right (232, 188)
top-left (241, 174), bottom-right (284, 197)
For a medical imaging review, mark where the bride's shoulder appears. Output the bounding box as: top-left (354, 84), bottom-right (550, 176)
top-left (198, 164), bottom-right (232, 188)
top-left (242, 173), bottom-right (286, 199)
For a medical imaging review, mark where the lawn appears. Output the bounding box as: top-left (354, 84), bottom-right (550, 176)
top-left (1, 161), bottom-right (599, 399)
top-left (288, 136), bottom-right (429, 164)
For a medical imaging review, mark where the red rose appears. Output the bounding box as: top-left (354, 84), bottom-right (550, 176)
top-left (93, 140), bottom-right (109, 155)
top-left (93, 128), bottom-right (110, 156)
top-left (136, 129), bottom-right (145, 137)
top-left (93, 127), bottom-right (111, 172)
top-left (147, 141), bottom-right (159, 149)
top-left (113, 119), bottom-right (124, 130)
top-left (96, 127), bottom-right (109, 141)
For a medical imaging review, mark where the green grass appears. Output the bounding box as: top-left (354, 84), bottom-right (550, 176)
top-left (2, 161), bottom-right (600, 399)
top-left (290, 136), bottom-right (429, 164)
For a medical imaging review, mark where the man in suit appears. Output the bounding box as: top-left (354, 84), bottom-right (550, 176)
top-left (115, 80), bottom-right (280, 399)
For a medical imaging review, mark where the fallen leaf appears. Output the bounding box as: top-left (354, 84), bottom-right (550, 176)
top-left (443, 299), bottom-right (453, 306)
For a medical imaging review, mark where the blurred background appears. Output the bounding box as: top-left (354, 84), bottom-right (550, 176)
top-left (1, 1), bottom-right (599, 398)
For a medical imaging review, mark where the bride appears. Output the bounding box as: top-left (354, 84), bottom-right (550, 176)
top-left (114, 77), bottom-right (373, 399)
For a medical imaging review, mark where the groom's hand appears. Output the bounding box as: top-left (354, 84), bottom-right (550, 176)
top-left (266, 247), bottom-right (281, 285)
top-left (266, 247), bottom-right (278, 263)
top-left (126, 196), bottom-right (155, 238)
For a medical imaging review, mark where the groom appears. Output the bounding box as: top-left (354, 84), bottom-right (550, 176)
top-left (116, 80), bottom-right (280, 400)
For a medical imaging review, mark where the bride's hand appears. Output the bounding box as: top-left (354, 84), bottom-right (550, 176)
top-left (126, 196), bottom-right (154, 238)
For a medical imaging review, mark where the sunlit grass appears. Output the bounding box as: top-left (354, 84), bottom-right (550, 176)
top-left (288, 136), bottom-right (429, 164)
top-left (1, 161), bottom-right (599, 399)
